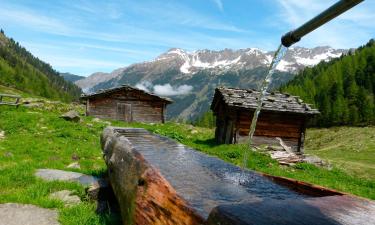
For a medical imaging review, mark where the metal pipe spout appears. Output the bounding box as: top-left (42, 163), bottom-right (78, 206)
top-left (281, 0), bottom-right (364, 47)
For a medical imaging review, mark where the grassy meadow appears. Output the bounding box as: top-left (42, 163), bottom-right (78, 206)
top-left (0, 88), bottom-right (374, 224)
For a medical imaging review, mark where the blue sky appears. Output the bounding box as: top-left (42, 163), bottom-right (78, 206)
top-left (0, 0), bottom-right (374, 76)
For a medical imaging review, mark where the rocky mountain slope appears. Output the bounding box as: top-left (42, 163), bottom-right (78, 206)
top-left (75, 46), bottom-right (347, 121)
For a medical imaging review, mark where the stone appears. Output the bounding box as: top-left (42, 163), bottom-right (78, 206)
top-left (66, 162), bottom-right (80, 169)
top-left (60, 110), bottom-right (80, 122)
top-left (4, 152), bottom-right (14, 158)
top-left (49, 190), bottom-right (81, 206)
top-left (35, 169), bottom-right (102, 186)
top-left (0, 203), bottom-right (59, 225)
top-left (23, 103), bottom-right (44, 108)
top-left (86, 178), bottom-right (109, 200)
top-left (303, 155), bottom-right (327, 167)
top-left (92, 118), bottom-right (101, 122)
top-left (191, 129), bottom-right (198, 134)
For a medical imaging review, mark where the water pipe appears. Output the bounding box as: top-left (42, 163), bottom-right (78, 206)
top-left (281, 0), bottom-right (364, 47)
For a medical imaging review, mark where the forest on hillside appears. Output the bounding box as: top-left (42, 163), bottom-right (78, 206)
top-left (281, 39), bottom-right (375, 127)
top-left (0, 29), bottom-right (81, 101)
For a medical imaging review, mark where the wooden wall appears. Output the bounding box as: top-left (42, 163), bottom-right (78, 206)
top-left (214, 104), bottom-right (307, 152)
top-left (86, 90), bottom-right (166, 123)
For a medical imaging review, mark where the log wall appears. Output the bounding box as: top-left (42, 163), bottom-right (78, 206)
top-left (214, 105), bottom-right (307, 152)
top-left (86, 90), bottom-right (166, 123)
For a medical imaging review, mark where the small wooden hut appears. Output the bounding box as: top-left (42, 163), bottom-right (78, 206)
top-left (210, 87), bottom-right (319, 152)
top-left (80, 85), bottom-right (172, 123)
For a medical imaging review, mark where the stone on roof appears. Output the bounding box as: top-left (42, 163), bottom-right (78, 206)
top-left (212, 87), bottom-right (319, 115)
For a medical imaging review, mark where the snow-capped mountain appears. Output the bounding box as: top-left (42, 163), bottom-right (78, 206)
top-left (74, 46), bottom-right (347, 120)
top-left (154, 46), bottom-right (345, 74)
top-left (78, 46), bottom-right (346, 92)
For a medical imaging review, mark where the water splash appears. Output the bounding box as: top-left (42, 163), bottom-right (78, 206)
top-left (240, 44), bottom-right (288, 182)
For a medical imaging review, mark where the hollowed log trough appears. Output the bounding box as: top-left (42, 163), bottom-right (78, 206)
top-left (101, 127), bottom-right (375, 225)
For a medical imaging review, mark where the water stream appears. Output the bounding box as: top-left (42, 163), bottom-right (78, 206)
top-left (119, 129), bottom-right (309, 218)
top-left (241, 44), bottom-right (288, 181)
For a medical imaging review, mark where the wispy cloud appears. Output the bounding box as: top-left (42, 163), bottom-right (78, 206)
top-left (211, 0), bottom-right (224, 12)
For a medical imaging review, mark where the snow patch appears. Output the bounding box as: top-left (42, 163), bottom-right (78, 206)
top-left (246, 48), bottom-right (264, 56)
top-left (179, 55), bottom-right (242, 74)
top-left (275, 60), bottom-right (293, 72)
top-left (295, 52), bottom-right (343, 66)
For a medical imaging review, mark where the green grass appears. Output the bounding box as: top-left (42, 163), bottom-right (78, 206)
top-left (305, 127), bottom-right (375, 180)
top-left (0, 97), bottom-right (374, 225)
top-left (0, 104), bottom-right (121, 225)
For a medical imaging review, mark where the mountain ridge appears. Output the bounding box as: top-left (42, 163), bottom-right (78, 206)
top-left (73, 46), bottom-right (347, 120)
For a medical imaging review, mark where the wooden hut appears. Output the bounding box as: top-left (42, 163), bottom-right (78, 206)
top-left (80, 85), bottom-right (172, 123)
top-left (210, 87), bottom-right (319, 152)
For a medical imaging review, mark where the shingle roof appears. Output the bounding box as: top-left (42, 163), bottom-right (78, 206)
top-left (211, 87), bottom-right (319, 115)
top-left (80, 85), bottom-right (173, 103)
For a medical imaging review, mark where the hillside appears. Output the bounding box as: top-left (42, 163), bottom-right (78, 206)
top-left (305, 126), bottom-right (375, 180)
top-left (76, 46), bottom-right (346, 121)
top-left (0, 30), bottom-right (81, 102)
top-left (281, 39), bottom-right (375, 126)
top-left (60, 73), bottom-right (85, 83)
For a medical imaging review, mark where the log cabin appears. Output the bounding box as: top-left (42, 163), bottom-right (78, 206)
top-left (210, 87), bottom-right (319, 153)
top-left (80, 85), bottom-right (172, 123)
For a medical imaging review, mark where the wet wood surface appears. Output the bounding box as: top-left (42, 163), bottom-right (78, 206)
top-left (206, 195), bottom-right (375, 225)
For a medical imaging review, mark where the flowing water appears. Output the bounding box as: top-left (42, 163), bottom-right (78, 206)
top-left (118, 129), bottom-right (309, 218)
top-left (241, 44), bottom-right (288, 181)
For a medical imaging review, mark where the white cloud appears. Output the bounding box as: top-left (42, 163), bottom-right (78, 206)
top-left (135, 81), bottom-right (193, 96)
top-left (135, 81), bottom-right (153, 92)
top-left (211, 0), bottom-right (224, 12)
top-left (153, 84), bottom-right (193, 96)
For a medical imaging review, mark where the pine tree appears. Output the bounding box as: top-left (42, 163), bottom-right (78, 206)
top-left (280, 39), bottom-right (375, 127)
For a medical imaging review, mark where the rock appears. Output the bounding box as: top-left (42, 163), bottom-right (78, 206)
top-left (0, 130), bottom-right (5, 139)
top-left (92, 118), bottom-right (101, 123)
top-left (0, 203), bottom-right (59, 225)
top-left (60, 110), bottom-right (80, 122)
top-left (86, 179), bottom-right (109, 201)
top-left (66, 162), bottom-right (80, 169)
top-left (191, 129), bottom-right (198, 134)
top-left (49, 190), bottom-right (81, 206)
top-left (23, 103), bottom-right (44, 108)
top-left (302, 155), bottom-right (327, 167)
top-left (35, 169), bottom-right (103, 186)
top-left (4, 152), bottom-right (14, 158)
top-left (92, 117), bottom-right (111, 125)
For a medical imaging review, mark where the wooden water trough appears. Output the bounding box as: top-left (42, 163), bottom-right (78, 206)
top-left (0, 94), bottom-right (21, 107)
top-left (101, 127), bottom-right (375, 225)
